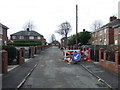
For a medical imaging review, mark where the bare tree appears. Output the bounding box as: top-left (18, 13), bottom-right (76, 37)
top-left (23, 20), bottom-right (36, 31)
top-left (55, 21), bottom-right (72, 46)
top-left (91, 20), bottom-right (103, 31)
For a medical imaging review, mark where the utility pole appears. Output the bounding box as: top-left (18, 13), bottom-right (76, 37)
top-left (76, 5), bottom-right (78, 47)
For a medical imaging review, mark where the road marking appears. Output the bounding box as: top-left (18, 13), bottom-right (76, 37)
top-left (8, 65), bottom-right (19, 72)
top-left (17, 63), bottom-right (38, 89)
top-left (80, 64), bottom-right (115, 90)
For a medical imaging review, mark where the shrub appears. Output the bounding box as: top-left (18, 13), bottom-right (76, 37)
top-left (2, 45), bottom-right (17, 64)
top-left (8, 40), bottom-right (42, 46)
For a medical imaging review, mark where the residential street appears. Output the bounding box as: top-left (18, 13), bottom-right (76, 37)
top-left (3, 46), bottom-right (118, 89)
top-left (20, 46), bottom-right (102, 88)
top-left (1, 0), bottom-right (120, 89)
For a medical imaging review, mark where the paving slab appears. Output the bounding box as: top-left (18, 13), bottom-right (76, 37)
top-left (80, 61), bottom-right (119, 89)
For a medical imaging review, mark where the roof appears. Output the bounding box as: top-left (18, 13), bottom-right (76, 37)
top-left (11, 30), bottom-right (43, 37)
top-left (93, 19), bottom-right (120, 32)
top-left (52, 40), bottom-right (60, 43)
top-left (102, 19), bottom-right (120, 28)
top-left (0, 23), bottom-right (9, 29)
top-left (61, 37), bottom-right (68, 40)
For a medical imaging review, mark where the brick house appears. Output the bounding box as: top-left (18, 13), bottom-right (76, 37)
top-left (60, 37), bottom-right (67, 48)
top-left (91, 16), bottom-right (120, 45)
top-left (10, 28), bottom-right (46, 45)
top-left (0, 23), bottom-right (9, 46)
top-left (51, 40), bottom-right (60, 46)
top-left (113, 23), bottom-right (120, 45)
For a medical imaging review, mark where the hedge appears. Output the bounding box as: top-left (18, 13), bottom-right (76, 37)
top-left (2, 45), bottom-right (17, 64)
top-left (8, 40), bottom-right (42, 46)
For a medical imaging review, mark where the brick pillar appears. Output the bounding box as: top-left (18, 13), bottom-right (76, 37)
top-left (35, 46), bottom-right (37, 54)
top-left (38, 46), bottom-right (41, 54)
top-left (103, 50), bottom-right (107, 67)
top-left (115, 51), bottom-right (120, 73)
top-left (99, 48), bottom-right (104, 62)
top-left (41, 46), bottom-right (43, 50)
top-left (40, 46), bottom-right (42, 51)
top-left (73, 46), bottom-right (75, 50)
top-left (2, 50), bottom-right (8, 73)
top-left (17, 48), bottom-right (25, 65)
top-left (88, 48), bottom-right (91, 59)
top-left (69, 46), bottom-right (71, 50)
top-left (29, 47), bottom-right (34, 58)
top-left (67, 46), bottom-right (69, 50)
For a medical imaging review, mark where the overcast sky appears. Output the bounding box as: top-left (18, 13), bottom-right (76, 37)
top-left (0, 0), bottom-right (119, 42)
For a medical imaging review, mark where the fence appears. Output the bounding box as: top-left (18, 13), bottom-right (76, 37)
top-left (84, 45), bottom-right (119, 62)
top-left (2, 45), bottom-right (51, 73)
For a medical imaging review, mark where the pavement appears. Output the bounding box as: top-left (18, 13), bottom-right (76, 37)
top-left (80, 61), bottom-right (119, 89)
top-left (7, 58), bottom-right (32, 72)
top-left (2, 54), bottom-right (40, 88)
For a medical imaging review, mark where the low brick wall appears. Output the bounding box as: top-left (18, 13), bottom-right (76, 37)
top-left (99, 48), bottom-right (120, 74)
top-left (1, 50), bottom-right (8, 73)
top-left (35, 45), bottom-right (52, 54)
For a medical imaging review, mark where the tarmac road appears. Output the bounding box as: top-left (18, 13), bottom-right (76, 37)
top-left (21, 46), bottom-right (104, 88)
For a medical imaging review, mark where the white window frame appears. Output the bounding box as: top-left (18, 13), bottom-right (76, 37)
top-left (104, 39), bottom-right (106, 45)
top-left (95, 32), bottom-right (97, 37)
top-left (12, 36), bottom-right (16, 39)
top-left (37, 36), bottom-right (41, 40)
top-left (19, 36), bottom-right (24, 39)
top-left (118, 27), bottom-right (120, 34)
top-left (115, 40), bottom-right (118, 45)
top-left (99, 30), bottom-right (103, 35)
top-left (0, 39), bottom-right (2, 46)
top-left (29, 36), bottom-right (34, 39)
top-left (0, 27), bottom-right (3, 34)
top-left (104, 28), bottom-right (107, 33)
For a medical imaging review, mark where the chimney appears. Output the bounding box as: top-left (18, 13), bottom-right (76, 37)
top-left (27, 28), bottom-right (29, 31)
top-left (83, 29), bottom-right (85, 32)
top-left (109, 16), bottom-right (117, 22)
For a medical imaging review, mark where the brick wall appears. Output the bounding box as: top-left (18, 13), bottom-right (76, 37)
top-left (114, 27), bottom-right (120, 45)
top-left (99, 48), bottom-right (120, 74)
top-left (2, 50), bottom-right (8, 73)
top-left (109, 28), bottom-right (114, 45)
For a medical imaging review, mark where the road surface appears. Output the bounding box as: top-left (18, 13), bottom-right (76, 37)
top-left (21, 46), bottom-right (103, 88)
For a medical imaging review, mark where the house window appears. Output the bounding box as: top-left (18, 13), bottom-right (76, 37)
top-left (12, 36), bottom-right (16, 39)
top-left (19, 36), bottom-right (24, 39)
top-left (0, 27), bottom-right (2, 34)
top-left (115, 40), bottom-right (118, 45)
top-left (99, 30), bottom-right (103, 35)
top-left (104, 39), bottom-right (106, 45)
top-left (37, 36), bottom-right (41, 39)
top-left (29, 36), bottom-right (34, 39)
top-left (104, 28), bottom-right (107, 33)
top-left (0, 39), bottom-right (2, 46)
top-left (95, 32), bottom-right (97, 37)
top-left (118, 27), bottom-right (120, 34)
top-left (92, 34), bottom-right (95, 37)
